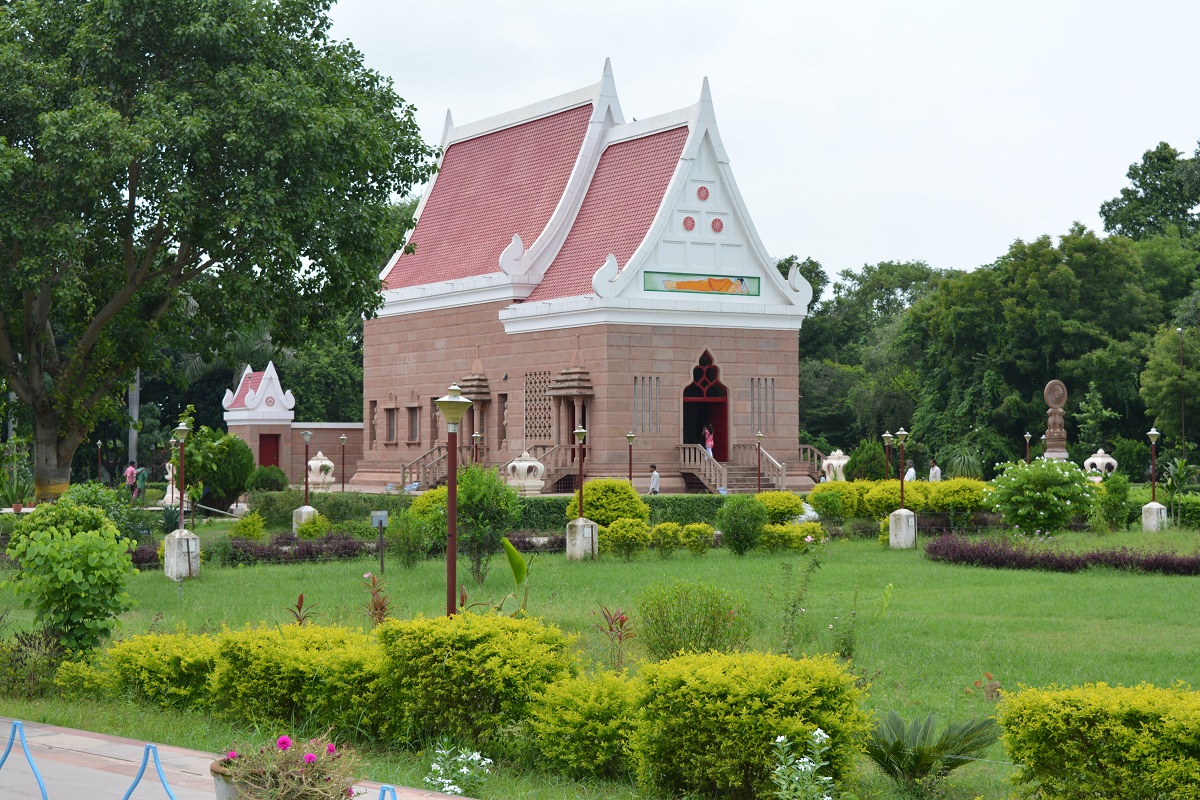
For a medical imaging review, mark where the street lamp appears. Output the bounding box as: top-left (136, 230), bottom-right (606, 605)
top-left (896, 428), bottom-right (909, 510)
top-left (574, 424), bottom-right (588, 520)
top-left (472, 430), bottom-right (482, 465)
top-left (626, 432), bottom-right (636, 484)
top-left (435, 384), bottom-right (473, 616)
top-left (1024, 432), bottom-right (1032, 464)
top-left (301, 430), bottom-right (313, 506)
top-left (1179, 327), bottom-right (1187, 455)
top-left (756, 431), bottom-right (764, 494)
top-left (882, 431), bottom-right (893, 479)
top-left (1149, 427), bottom-right (1160, 504)
top-left (173, 423), bottom-right (190, 531)
top-left (339, 433), bottom-right (348, 493)
top-left (96, 440), bottom-right (102, 482)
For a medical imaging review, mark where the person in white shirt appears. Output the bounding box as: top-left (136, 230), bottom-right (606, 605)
top-left (903, 460), bottom-right (916, 482)
top-left (928, 459), bottom-right (942, 482)
top-left (648, 464), bottom-right (660, 495)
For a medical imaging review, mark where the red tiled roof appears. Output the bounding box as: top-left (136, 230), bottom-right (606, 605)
top-left (384, 105), bottom-right (594, 290)
top-left (526, 126), bottom-right (689, 303)
top-left (227, 371), bottom-right (265, 409)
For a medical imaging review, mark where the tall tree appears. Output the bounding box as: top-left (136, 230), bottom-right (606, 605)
top-left (1139, 325), bottom-right (1200, 451)
top-left (0, 0), bottom-right (435, 498)
top-left (1099, 142), bottom-right (1200, 240)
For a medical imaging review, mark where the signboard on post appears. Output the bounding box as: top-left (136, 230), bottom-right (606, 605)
top-left (371, 511), bottom-right (388, 574)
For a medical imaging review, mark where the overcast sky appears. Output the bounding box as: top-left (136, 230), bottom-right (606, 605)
top-left (329, 0), bottom-right (1200, 287)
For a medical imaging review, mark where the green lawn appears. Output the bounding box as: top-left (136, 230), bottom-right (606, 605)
top-left (3, 528), bottom-right (1200, 799)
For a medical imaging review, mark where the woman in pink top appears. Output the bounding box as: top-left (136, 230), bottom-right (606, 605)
top-left (702, 425), bottom-right (714, 458)
top-left (124, 461), bottom-right (137, 496)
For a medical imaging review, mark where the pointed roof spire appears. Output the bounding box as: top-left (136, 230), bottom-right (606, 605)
top-left (696, 76), bottom-right (716, 124)
top-left (440, 108), bottom-right (455, 148)
top-left (598, 57), bottom-right (620, 110)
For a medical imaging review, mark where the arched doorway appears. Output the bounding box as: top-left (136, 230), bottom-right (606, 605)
top-left (682, 351), bottom-right (728, 461)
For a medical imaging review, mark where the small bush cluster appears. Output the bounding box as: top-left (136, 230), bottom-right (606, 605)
top-left (988, 459), bottom-right (1095, 530)
top-left (649, 522), bottom-right (682, 557)
top-left (246, 465), bottom-right (289, 492)
top-left (637, 580), bottom-right (751, 661)
top-left (1001, 682), bottom-right (1200, 800)
top-left (229, 511), bottom-right (267, 541)
top-left (1089, 473), bottom-right (1131, 532)
top-left (61, 482), bottom-right (157, 542)
top-left (715, 495), bottom-right (768, 555)
top-left (248, 490), bottom-right (412, 528)
top-left (183, 425), bottom-right (255, 511)
top-left (600, 518), bottom-right (651, 561)
top-left (566, 478), bottom-right (650, 526)
top-left (759, 521), bottom-right (826, 553)
top-left (754, 491), bottom-right (806, 524)
top-left (529, 671), bottom-right (639, 780)
top-left (862, 480), bottom-right (931, 516)
top-left (924, 533), bottom-right (1200, 575)
top-left (681, 522), bottom-right (714, 556)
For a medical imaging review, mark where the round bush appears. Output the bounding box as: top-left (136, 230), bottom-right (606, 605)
top-left (681, 522), bottom-right (714, 556)
top-left (229, 510), bottom-right (266, 541)
top-left (601, 518), bottom-right (651, 561)
top-left (862, 479), bottom-right (930, 516)
top-left (989, 459), bottom-right (1096, 531)
top-left (636, 580), bottom-right (751, 661)
top-left (295, 512), bottom-right (331, 539)
top-left (650, 522), bottom-right (682, 558)
top-left (714, 495), bottom-right (768, 555)
top-left (4, 502), bottom-right (136, 651)
top-left (530, 672), bottom-right (639, 780)
top-left (754, 491), bottom-right (806, 524)
top-left (246, 465), bottom-right (289, 492)
top-left (184, 428), bottom-right (255, 511)
top-left (630, 651), bottom-right (872, 799)
top-left (808, 481), bottom-right (867, 520)
top-left (926, 477), bottom-right (988, 514)
top-left (409, 486), bottom-right (448, 521)
top-left (375, 613), bottom-right (575, 745)
top-left (566, 478), bottom-right (650, 527)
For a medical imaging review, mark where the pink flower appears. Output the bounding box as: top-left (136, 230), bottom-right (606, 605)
top-left (277, 735), bottom-right (292, 751)
top-left (326, 743), bottom-right (337, 754)
top-left (304, 753), bottom-right (317, 764)
top-left (804, 535), bottom-right (814, 543)
top-left (226, 751), bottom-right (238, 760)
top-left (363, 572), bottom-right (371, 579)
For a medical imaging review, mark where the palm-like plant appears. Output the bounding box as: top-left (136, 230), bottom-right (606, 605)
top-left (1162, 457), bottom-right (1199, 525)
top-left (865, 711), bottom-right (1000, 791)
top-left (940, 443), bottom-right (983, 480)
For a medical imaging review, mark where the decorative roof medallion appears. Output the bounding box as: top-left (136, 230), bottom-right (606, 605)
top-left (711, 218), bottom-right (724, 233)
top-left (697, 186), bottom-right (710, 201)
top-left (683, 216), bottom-right (696, 231)
top-left (265, 396), bottom-right (276, 407)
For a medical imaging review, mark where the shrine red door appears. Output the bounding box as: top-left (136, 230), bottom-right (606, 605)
top-left (259, 434), bottom-right (280, 467)
top-left (682, 352), bottom-right (728, 462)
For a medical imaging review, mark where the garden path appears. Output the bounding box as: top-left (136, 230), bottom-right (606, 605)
top-left (0, 718), bottom-right (462, 799)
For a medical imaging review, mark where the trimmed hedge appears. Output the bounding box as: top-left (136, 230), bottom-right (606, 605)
top-left (374, 613), bottom-right (575, 745)
top-left (1001, 683), bottom-right (1200, 799)
top-left (516, 495), bottom-right (572, 531)
top-left (630, 651), bottom-right (871, 799)
top-left (531, 671), bottom-right (640, 780)
top-left (247, 490), bottom-right (412, 528)
top-left (647, 494), bottom-right (727, 526)
top-left (105, 632), bottom-right (221, 710)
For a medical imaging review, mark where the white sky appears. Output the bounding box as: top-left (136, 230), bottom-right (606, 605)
top-left (329, 0), bottom-right (1200, 284)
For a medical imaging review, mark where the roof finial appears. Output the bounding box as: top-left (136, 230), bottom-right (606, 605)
top-left (700, 76), bottom-right (712, 104)
top-left (440, 108), bottom-right (455, 148)
top-left (602, 57), bottom-right (613, 80)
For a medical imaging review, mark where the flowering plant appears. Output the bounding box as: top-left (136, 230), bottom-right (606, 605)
top-left (422, 737), bottom-right (492, 796)
top-left (769, 728), bottom-right (835, 800)
top-left (988, 458), bottom-right (1095, 531)
top-left (220, 732), bottom-right (362, 799)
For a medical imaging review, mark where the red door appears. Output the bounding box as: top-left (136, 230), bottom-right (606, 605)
top-left (259, 434), bottom-right (280, 467)
top-left (682, 352), bottom-right (729, 461)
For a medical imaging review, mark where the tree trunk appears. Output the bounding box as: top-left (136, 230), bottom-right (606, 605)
top-left (33, 411), bottom-right (74, 503)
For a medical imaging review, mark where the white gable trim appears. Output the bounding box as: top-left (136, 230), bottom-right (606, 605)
top-left (222, 361), bottom-right (296, 424)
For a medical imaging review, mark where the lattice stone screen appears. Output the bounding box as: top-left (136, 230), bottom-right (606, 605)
top-left (524, 371), bottom-right (552, 440)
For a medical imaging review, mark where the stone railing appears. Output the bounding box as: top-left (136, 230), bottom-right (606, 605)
top-left (677, 444), bottom-right (727, 493)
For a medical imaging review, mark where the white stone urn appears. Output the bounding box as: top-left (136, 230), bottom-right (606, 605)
top-left (1083, 448), bottom-right (1117, 483)
top-left (505, 451), bottom-right (546, 496)
top-left (308, 450), bottom-right (334, 490)
top-left (822, 449), bottom-right (849, 482)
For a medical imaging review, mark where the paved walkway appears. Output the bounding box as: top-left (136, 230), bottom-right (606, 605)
top-left (0, 718), bottom-right (458, 799)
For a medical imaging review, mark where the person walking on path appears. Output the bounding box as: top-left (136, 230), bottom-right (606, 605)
top-left (134, 464), bottom-right (148, 500)
top-left (928, 459), bottom-right (942, 482)
top-left (904, 460), bottom-right (916, 482)
top-left (648, 464), bottom-right (660, 495)
top-left (124, 461), bottom-right (137, 496)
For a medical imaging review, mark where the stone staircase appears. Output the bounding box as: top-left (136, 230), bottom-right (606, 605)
top-left (722, 463), bottom-right (781, 493)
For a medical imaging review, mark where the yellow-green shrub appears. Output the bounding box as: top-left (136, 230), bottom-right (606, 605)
top-left (601, 518), bottom-right (651, 561)
top-left (630, 652), bottom-right (871, 799)
top-left (808, 481), bottom-right (866, 519)
top-left (409, 486), bottom-right (448, 520)
top-left (862, 480), bottom-right (929, 516)
top-left (681, 522), bottom-right (714, 556)
top-left (295, 511), bottom-right (332, 539)
top-left (1000, 682), bottom-right (1200, 800)
top-left (650, 522), bottom-right (681, 558)
top-left (566, 478), bottom-right (650, 526)
top-left (106, 632), bottom-right (221, 709)
top-left (229, 510), bottom-right (267, 541)
top-left (754, 491), bottom-right (806, 524)
top-left (206, 625), bottom-right (382, 734)
top-left (530, 671), bottom-right (640, 780)
top-left (54, 659), bottom-right (119, 701)
top-left (926, 478), bottom-right (988, 514)
top-left (759, 522), bottom-right (826, 553)
top-left (375, 613), bottom-right (575, 745)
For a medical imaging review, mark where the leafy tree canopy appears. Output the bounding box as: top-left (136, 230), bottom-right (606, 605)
top-left (0, 0), bottom-right (435, 497)
top-left (1100, 142), bottom-right (1200, 240)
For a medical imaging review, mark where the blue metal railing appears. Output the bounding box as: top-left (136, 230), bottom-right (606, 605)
top-left (121, 743), bottom-right (178, 800)
top-left (0, 720), bottom-right (48, 800)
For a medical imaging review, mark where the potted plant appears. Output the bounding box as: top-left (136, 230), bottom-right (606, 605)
top-left (212, 732), bottom-right (362, 799)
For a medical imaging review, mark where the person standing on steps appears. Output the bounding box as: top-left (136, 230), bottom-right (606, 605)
top-left (702, 425), bottom-right (714, 458)
top-left (648, 464), bottom-right (660, 495)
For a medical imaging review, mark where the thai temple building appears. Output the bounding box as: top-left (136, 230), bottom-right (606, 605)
top-left (349, 61), bottom-right (816, 494)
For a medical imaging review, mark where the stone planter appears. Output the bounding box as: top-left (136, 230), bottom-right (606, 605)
top-left (210, 760), bottom-right (242, 800)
